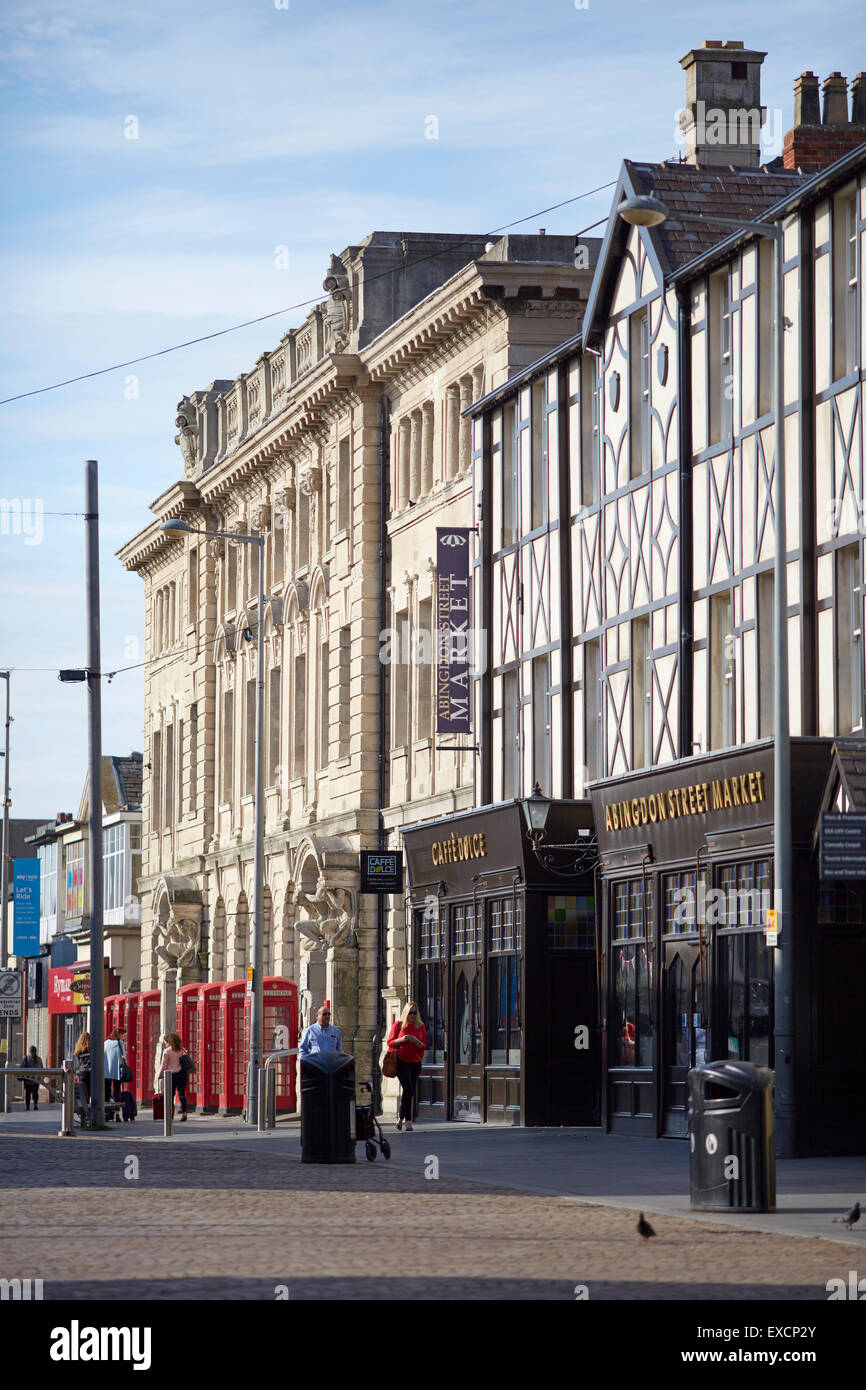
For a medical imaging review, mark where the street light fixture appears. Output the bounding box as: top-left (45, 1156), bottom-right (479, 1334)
top-left (617, 194), bottom-right (794, 1155)
top-left (160, 516), bottom-right (268, 1126)
top-left (520, 783), bottom-right (599, 878)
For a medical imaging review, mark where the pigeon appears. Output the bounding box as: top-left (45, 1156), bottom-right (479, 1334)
top-left (832, 1201), bottom-right (860, 1230)
top-left (637, 1212), bottom-right (657, 1243)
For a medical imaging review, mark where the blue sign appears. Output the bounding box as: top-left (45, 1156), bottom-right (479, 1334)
top-left (13, 859), bottom-right (40, 956)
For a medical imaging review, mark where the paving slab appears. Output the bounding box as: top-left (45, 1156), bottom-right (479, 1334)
top-left (1, 1104), bottom-right (862, 1249)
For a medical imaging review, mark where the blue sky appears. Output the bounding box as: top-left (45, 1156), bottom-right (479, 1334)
top-left (1, 0), bottom-right (863, 817)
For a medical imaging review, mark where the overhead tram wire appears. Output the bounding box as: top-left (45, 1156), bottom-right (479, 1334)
top-left (0, 181), bottom-right (616, 406)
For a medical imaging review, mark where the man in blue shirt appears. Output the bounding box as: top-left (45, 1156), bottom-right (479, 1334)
top-left (299, 1004), bottom-right (343, 1056)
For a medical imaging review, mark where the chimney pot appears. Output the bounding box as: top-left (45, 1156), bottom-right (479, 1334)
top-left (852, 73), bottom-right (866, 126)
top-left (793, 71), bottom-right (821, 126)
top-left (724, 40), bottom-right (745, 49)
top-left (822, 72), bottom-right (849, 126)
top-left (702, 40), bottom-right (724, 48)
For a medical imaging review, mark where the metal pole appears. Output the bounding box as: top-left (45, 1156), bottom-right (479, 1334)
top-left (163, 1069), bottom-right (173, 1137)
top-left (1, 672), bottom-right (11, 1111)
top-left (247, 536), bottom-right (266, 1124)
top-left (85, 462), bottom-right (105, 1128)
top-left (771, 228), bottom-right (795, 1158)
top-left (60, 1059), bottom-right (75, 1137)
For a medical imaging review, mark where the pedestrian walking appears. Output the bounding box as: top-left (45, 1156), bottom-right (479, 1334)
top-left (20, 1045), bottom-right (44, 1110)
top-left (299, 1004), bottom-right (343, 1056)
top-left (157, 1032), bottom-right (190, 1121)
top-left (386, 1002), bottom-right (427, 1131)
top-left (104, 1028), bottom-right (127, 1103)
top-left (73, 1031), bottom-right (92, 1107)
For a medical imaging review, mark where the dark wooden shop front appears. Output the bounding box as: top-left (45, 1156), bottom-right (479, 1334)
top-left (591, 737), bottom-right (866, 1155)
top-left (402, 801), bottom-right (600, 1127)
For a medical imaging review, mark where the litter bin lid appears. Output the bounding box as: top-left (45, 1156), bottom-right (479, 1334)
top-left (691, 1059), bottom-right (774, 1091)
top-left (299, 1050), bottom-right (353, 1075)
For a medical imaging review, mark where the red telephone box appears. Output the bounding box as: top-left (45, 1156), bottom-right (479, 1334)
top-left (105, 992), bottom-right (138, 1090)
top-left (104, 994), bottom-right (123, 1040)
top-left (177, 983), bottom-right (221, 1112)
top-left (216, 981), bottom-right (247, 1113)
top-left (137, 990), bottom-right (161, 1104)
top-left (177, 983), bottom-right (200, 1105)
top-left (243, 977), bottom-right (299, 1112)
top-left (200, 984), bottom-right (221, 1112)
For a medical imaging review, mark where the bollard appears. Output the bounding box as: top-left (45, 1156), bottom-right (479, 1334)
top-left (257, 1049), bottom-right (297, 1132)
top-left (60, 1059), bottom-right (75, 1137)
top-left (163, 1070), bottom-right (173, 1138)
top-left (257, 1068), bottom-right (267, 1134)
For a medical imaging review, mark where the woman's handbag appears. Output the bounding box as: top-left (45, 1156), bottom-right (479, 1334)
top-left (382, 1049), bottom-right (398, 1079)
top-left (120, 1061), bottom-right (133, 1084)
top-left (179, 1052), bottom-right (194, 1075)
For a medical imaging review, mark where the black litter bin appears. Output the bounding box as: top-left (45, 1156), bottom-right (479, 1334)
top-left (688, 1060), bottom-right (775, 1211)
top-left (300, 1051), bottom-right (356, 1164)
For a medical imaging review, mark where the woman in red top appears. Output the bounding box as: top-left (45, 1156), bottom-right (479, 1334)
top-left (387, 1002), bottom-right (427, 1131)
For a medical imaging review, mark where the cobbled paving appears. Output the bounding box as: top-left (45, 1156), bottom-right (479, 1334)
top-left (0, 1136), bottom-right (855, 1300)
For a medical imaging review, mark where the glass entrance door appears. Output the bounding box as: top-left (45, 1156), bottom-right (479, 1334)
top-left (451, 959), bottom-right (482, 1121)
top-left (661, 942), bottom-right (706, 1136)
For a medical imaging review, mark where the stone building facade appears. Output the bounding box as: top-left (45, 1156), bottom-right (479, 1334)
top-left (118, 229), bottom-right (598, 1102)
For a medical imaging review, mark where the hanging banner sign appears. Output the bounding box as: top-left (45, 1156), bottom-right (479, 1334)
top-left (435, 527), bottom-right (471, 734)
top-left (13, 859), bottom-right (40, 956)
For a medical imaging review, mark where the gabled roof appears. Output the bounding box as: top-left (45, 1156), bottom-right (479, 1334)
top-left (77, 753), bottom-right (143, 821)
top-left (626, 160), bottom-right (808, 276)
top-left (818, 737), bottom-right (866, 816)
top-left (582, 159), bottom-right (809, 341)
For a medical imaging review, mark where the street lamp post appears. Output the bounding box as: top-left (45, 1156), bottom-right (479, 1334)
top-left (619, 197), bottom-right (794, 1154)
top-left (161, 518), bottom-right (267, 1125)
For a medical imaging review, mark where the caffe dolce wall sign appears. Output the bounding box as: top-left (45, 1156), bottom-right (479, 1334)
top-left (431, 830), bottom-right (487, 867)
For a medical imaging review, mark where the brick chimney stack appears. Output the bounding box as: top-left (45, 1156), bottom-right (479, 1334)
top-left (679, 41), bottom-right (768, 168)
top-left (783, 69), bottom-right (866, 171)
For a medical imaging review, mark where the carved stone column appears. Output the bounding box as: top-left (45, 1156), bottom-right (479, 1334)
top-left (459, 376), bottom-right (472, 473)
top-left (159, 967), bottom-right (178, 1051)
top-left (398, 417), bottom-right (411, 509)
top-left (410, 410), bottom-right (422, 500)
top-left (445, 384), bottom-right (461, 480)
top-left (421, 401), bottom-right (434, 495)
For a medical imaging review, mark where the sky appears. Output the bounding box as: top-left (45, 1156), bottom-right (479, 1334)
top-left (1, 0), bottom-right (864, 817)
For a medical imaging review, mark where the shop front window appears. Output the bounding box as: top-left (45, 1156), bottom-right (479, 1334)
top-left (416, 960), bottom-right (446, 1065)
top-left (612, 877), bottom-right (654, 1067)
top-left (547, 893), bottom-right (595, 949)
top-left (490, 897), bottom-right (522, 951)
top-left (717, 931), bottom-right (772, 1066)
top-left (717, 860), bottom-right (770, 927)
top-left (488, 955), bottom-right (520, 1065)
top-left (489, 895), bottom-right (521, 1064)
top-left (663, 871), bottom-right (704, 935)
top-left (452, 902), bottom-right (479, 956)
top-left (417, 899), bottom-right (445, 959)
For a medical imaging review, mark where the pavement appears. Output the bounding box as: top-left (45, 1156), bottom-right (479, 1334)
top-left (1, 1103), bottom-right (860, 1245)
top-left (0, 1102), bottom-right (863, 1300)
